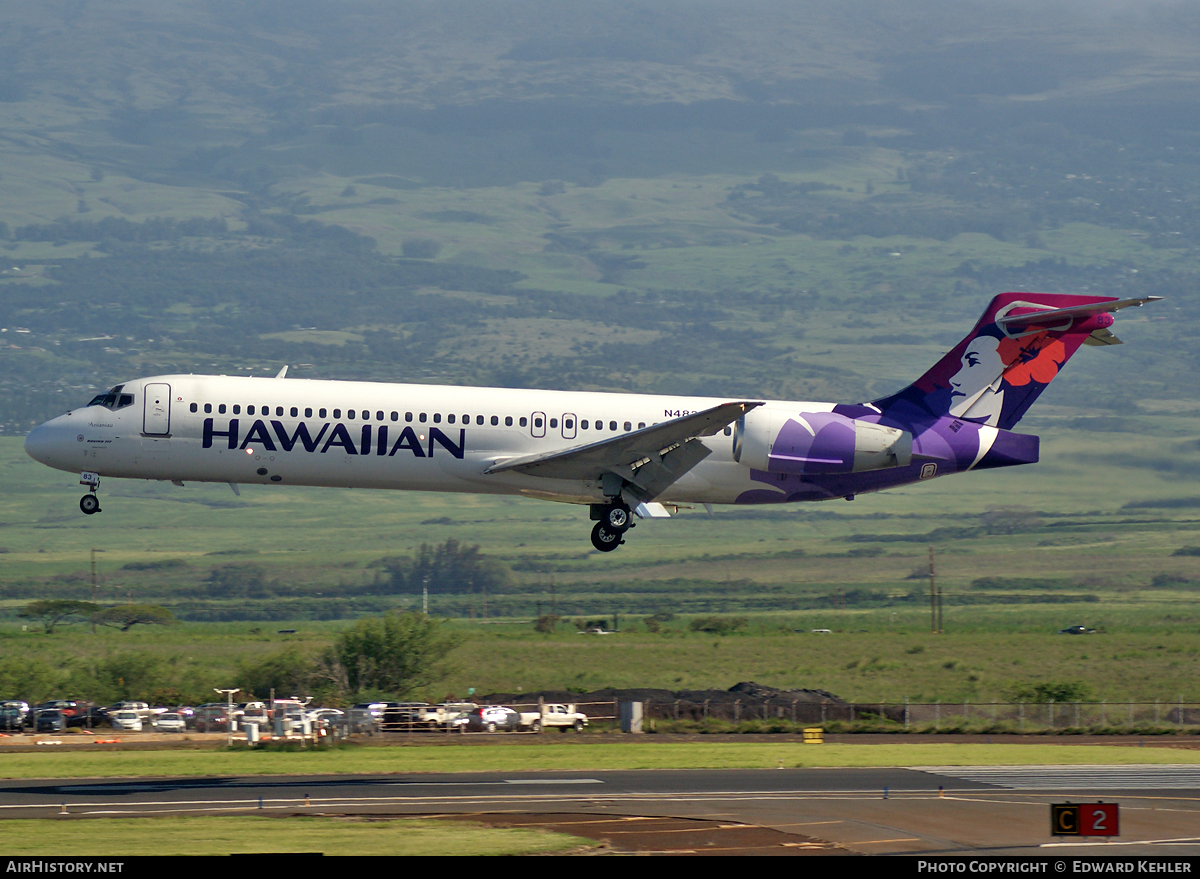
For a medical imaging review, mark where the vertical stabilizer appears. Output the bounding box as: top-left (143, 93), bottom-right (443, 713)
top-left (873, 293), bottom-right (1158, 430)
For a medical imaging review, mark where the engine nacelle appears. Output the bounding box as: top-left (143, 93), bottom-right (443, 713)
top-left (735, 409), bottom-right (912, 475)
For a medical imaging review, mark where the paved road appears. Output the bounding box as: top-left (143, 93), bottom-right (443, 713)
top-left (3, 766), bottom-right (1200, 855)
top-left (9, 763), bottom-right (1200, 854)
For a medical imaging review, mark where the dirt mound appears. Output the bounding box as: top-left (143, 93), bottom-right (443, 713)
top-left (480, 681), bottom-right (843, 706)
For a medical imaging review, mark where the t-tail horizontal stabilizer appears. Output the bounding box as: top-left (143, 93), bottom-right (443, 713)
top-left (874, 293), bottom-right (1161, 431)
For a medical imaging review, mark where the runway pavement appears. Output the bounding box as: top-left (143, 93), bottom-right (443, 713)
top-left (2, 765), bottom-right (1199, 855)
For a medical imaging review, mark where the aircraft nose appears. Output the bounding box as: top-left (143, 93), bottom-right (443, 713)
top-left (24, 421), bottom-right (69, 468)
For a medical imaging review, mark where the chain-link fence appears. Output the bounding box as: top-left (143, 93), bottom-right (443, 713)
top-left (629, 698), bottom-right (1200, 731)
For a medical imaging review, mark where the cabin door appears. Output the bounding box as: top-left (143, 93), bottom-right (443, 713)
top-left (142, 383), bottom-right (171, 435)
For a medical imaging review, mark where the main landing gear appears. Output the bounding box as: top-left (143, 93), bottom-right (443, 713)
top-left (79, 471), bottom-right (101, 515)
top-left (590, 501), bottom-right (634, 552)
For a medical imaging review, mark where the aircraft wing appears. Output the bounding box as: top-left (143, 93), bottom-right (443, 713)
top-left (485, 401), bottom-right (762, 502)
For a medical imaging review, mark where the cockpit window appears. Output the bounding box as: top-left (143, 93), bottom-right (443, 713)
top-left (86, 385), bottom-right (134, 411)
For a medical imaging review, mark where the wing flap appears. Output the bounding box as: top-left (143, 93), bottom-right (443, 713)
top-left (485, 401), bottom-right (761, 490)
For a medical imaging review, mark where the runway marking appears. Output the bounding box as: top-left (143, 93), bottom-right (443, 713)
top-left (502, 779), bottom-right (604, 785)
top-left (853, 838), bottom-right (921, 845)
top-left (1041, 836), bottom-right (1200, 848)
top-left (915, 765), bottom-right (1200, 790)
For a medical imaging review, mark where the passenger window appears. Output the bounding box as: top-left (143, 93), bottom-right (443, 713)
top-left (204, 404), bottom-right (212, 414)
top-left (376, 411), bottom-right (384, 421)
top-left (334, 409), bottom-right (342, 418)
top-left (581, 420), bottom-right (589, 429)
top-left (447, 414), bottom-right (456, 424)
top-left (390, 412), bottom-right (398, 421)
top-left (519, 416), bottom-right (527, 427)
top-left (305, 408), bottom-right (312, 418)
top-left (433, 413), bottom-right (441, 423)
top-left (275, 406), bottom-right (283, 417)
top-left (534, 417), bottom-right (543, 428)
top-left (405, 412), bottom-right (413, 422)
top-left (419, 413), bottom-right (427, 423)
top-left (609, 421), bottom-right (617, 431)
top-left (462, 414), bottom-right (468, 423)
top-left (319, 408), bottom-right (327, 418)
top-left (290, 407), bottom-right (298, 417)
top-left (233, 405), bottom-right (241, 414)
top-left (190, 403), bottom-right (198, 413)
top-left (638, 422), bottom-right (645, 429)
top-left (476, 415), bottom-right (484, 425)
top-left (565, 419), bottom-right (574, 429)
top-left (724, 426), bottom-right (732, 436)
top-left (218, 404), bottom-right (226, 414)
top-left (490, 416), bottom-right (499, 426)
top-left (505, 416), bottom-right (513, 426)
top-left (549, 418), bottom-right (558, 428)
top-left (624, 422), bottom-right (632, 432)
top-left (348, 410), bottom-right (356, 419)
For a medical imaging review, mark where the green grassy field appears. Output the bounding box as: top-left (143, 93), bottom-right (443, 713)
top-left (4, 427), bottom-right (1200, 705)
top-left (2, 741), bottom-right (1198, 780)
top-left (0, 816), bottom-right (594, 856)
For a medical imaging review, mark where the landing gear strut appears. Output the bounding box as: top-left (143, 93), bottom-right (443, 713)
top-left (79, 471), bottom-right (101, 515)
top-left (590, 501), bottom-right (634, 552)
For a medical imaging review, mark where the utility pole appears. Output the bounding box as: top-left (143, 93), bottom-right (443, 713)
top-left (91, 548), bottom-right (99, 634)
top-left (929, 546), bottom-right (938, 634)
top-left (214, 688), bottom-right (240, 748)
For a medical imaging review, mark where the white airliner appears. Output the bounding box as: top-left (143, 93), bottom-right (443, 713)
top-left (23, 293), bottom-right (1157, 551)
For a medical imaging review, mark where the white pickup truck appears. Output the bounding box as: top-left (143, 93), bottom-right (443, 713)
top-left (418, 702), bottom-right (477, 730)
top-left (519, 703), bottom-right (588, 733)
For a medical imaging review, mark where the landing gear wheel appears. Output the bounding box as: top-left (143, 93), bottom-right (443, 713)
top-left (80, 494), bottom-right (100, 515)
top-left (590, 521), bottom-right (623, 552)
top-left (604, 503), bottom-right (631, 532)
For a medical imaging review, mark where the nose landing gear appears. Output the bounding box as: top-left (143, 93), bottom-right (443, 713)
top-left (589, 501), bottom-right (634, 552)
top-left (79, 471), bottom-right (101, 515)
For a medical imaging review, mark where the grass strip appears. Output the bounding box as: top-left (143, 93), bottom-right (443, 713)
top-left (2, 740), bottom-right (1199, 779)
top-left (0, 815), bottom-right (595, 856)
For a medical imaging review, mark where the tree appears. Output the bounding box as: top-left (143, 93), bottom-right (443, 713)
top-left (17, 600), bottom-right (98, 634)
top-left (382, 538), bottom-right (514, 596)
top-left (334, 611), bottom-right (457, 698)
top-left (92, 604), bottom-right (177, 632)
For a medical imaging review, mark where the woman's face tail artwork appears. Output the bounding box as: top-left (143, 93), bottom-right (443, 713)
top-left (947, 326), bottom-right (1069, 426)
top-left (949, 335), bottom-right (1007, 423)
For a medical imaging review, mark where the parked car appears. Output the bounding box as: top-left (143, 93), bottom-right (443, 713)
top-left (234, 702), bottom-right (271, 728)
top-left (518, 704), bottom-right (589, 733)
top-left (35, 709), bottom-right (67, 732)
top-left (416, 702), bottom-right (476, 730)
top-left (349, 701), bottom-right (410, 733)
top-left (192, 703), bottom-right (232, 732)
top-left (107, 701), bottom-right (156, 721)
top-left (36, 700), bottom-right (91, 727)
top-left (380, 703), bottom-right (430, 730)
top-left (463, 706), bottom-right (522, 733)
top-left (152, 712), bottom-right (187, 733)
top-left (109, 709), bottom-right (143, 732)
top-left (0, 704), bottom-right (29, 732)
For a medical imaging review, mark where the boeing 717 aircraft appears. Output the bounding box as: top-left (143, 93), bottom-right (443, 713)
top-left (24, 292), bottom-right (1158, 551)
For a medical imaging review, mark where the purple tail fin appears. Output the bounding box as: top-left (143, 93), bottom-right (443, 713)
top-left (873, 292), bottom-right (1158, 430)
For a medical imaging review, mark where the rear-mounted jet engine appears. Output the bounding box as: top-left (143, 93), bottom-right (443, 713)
top-left (735, 410), bottom-right (912, 475)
